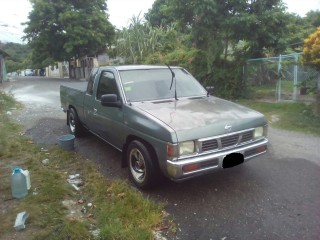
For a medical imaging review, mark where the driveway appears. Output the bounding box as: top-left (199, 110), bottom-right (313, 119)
top-left (2, 76), bottom-right (320, 240)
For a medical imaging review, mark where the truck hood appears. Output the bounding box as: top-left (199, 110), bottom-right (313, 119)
top-left (133, 97), bottom-right (266, 141)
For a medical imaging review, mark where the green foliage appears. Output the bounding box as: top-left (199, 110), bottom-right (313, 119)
top-left (115, 15), bottom-right (179, 64)
top-left (162, 0), bottom-right (289, 59)
top-left (227, 0), bottom-right (289, 58)
top-left (23, 0), bottom-right (115, 68)
top-left (305, 10), bottom-right (320, 28)
top-left (96, 181), bottom-right (162, 240)
top-left (144, 52), bottom-right (164, 64)
top-left (0, 92), bottom-right (21, 156)
top-left (145, 0), bottom-right (174, 27)
top-left (210, 60), bottom-right (248, 99)
top-left (164, 48), bottom-right (195, 67)
top-left (284, 14), bottom-right (314, 52)
top-left (4, 59), bottom-right (21, 73)
top-left (2, 42), bottom-right (31, 62)
top-left (2, 42), bottom-right (32, 72)
top-left (115, 15), bottom-right (152, 63)
top-left (276, 10), bottom-right (320, 53)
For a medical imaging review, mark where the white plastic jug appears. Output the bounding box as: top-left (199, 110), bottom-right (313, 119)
top-left (21, 169), bottom-right (31, 190)
top-left (11, 168), bottom-right (28, 199)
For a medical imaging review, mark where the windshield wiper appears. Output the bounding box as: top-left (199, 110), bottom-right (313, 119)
top-left (166, 64), bottom-right (178, 100)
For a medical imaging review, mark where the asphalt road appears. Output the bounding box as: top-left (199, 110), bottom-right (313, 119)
top-left (2, 76), bottom-right (320, 240)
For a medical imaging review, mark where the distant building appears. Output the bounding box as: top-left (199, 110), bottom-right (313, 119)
top-left (44, 54), bottom-right (123, 80)
top-left (0, 48), bottom-right (9, 83)
top-left (69, 56), bottom-right (99, 80)
top-left (46, 62), bottom-right (69, 78)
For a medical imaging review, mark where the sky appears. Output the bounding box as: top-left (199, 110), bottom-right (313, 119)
top-left (0, 0), bottom-right (319, 44)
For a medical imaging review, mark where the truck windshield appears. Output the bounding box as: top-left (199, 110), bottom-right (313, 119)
top-left (119, 68), bottom-right (207, 102)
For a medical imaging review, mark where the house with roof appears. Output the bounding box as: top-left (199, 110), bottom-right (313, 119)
top-left (0, 48), bottom-right (9, 83)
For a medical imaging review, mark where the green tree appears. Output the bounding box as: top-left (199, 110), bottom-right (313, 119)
top-left (226, 0), bottom-right (289, 58)
top-left (23, 0), bottom-right (115, 68)
top-left (305, 10), bottom-right (320, 28)
top-left (2, 42), bottom-right (32, 72)
top-left (158, 0), bottom-right (289, 60)
top-left (284, 14), bottom-right (311, 52)
top-left (145, 0), bottom-right (174, 27)
top-left (134, 0), bottom-right (292, 98)
top-left (282, 11), bottom-right (320, 53)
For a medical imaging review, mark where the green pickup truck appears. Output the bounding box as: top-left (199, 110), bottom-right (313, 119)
top-left (60, 65), bottom-right (268, 189)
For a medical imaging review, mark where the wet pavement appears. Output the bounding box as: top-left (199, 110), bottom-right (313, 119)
top-left (2, 76), bottom-right (320, 240)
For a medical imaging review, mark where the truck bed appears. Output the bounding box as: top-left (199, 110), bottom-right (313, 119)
top-left (60, 82), bottom-right (87, 113)
top-left (61, 82), bottom-right (87, 92)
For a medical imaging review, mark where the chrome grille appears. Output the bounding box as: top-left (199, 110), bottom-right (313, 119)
top-left (221, 135), bottom-right (239, 147)
top-left (241, 131), bottom-right (253, 143)
top-left (199, 130), bottom-right (254, 152)
top-left (201, 139), bottom-right (219, 152)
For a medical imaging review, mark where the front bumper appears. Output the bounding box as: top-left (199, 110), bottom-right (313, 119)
top-left (166, 138), bottom-right (268, 181)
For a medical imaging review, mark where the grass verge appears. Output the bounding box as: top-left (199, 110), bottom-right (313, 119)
top-left (0, 92), bottom-right (169, 240)
top-left (238, 99), bottom-right (320, 136)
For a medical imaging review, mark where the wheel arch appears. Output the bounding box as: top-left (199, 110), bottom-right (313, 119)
top-left (122, 135), bottom-right (160, 170)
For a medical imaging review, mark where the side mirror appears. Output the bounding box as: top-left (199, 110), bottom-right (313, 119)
top-left (206, 86), bottom-right (214, 96)
top-left (101, 94), bottom-right (122, 108)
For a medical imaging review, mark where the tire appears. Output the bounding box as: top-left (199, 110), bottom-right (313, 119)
top-left (68, 108), bottom-right (84, 137)
top-left (127, 140), bottom-right (159, 189)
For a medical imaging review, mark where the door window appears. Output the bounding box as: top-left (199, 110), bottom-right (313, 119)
top-left (86, 68), bottom-right (99, 95)
top-left (96, 71), bottom-right (119, 100)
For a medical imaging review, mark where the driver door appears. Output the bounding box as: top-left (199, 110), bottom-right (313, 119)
top-left (89, 71), bottom-right (124, 149)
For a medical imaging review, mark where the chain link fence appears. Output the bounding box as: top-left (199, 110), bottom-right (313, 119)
top-left (244, 53), bottom-right (319, 102)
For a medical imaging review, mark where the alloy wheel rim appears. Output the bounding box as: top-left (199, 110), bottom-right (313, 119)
top-left (69, 114), bottom-right (75, 132)
top-left (129, 148), bottom-right (146, 183)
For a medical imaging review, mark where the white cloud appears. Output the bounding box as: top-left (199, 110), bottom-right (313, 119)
top-left (0, 0), bottom-right (32, 43)
top-left (108, 0), bottom-right (154, 29)
top-left (283, 0), bottom-right (320, 16)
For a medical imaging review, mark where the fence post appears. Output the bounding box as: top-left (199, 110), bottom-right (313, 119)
top-left (277, 54), bottom-right (282, 102)
top-left (293, 54), bottom-right (298, 101)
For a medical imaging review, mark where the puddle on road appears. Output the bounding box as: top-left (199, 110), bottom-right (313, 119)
top-left (7, 85), bottom-right (65, 131)
top-left (11, 86), bottom-right (59, 107)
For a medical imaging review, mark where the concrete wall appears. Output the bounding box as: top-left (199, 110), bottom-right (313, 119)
top-left (46, 62), bottom-right (69, 78)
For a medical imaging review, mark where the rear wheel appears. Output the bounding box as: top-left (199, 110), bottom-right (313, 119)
top-left (68, 108), bottom-right (84, 137)
top-left (127, 140), bottom-right (159, 189)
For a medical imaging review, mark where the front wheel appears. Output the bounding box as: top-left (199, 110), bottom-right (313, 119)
top-left (127, 140), bottom-right (159, 189)
top-left (68, 108), bottom-right (84, 137)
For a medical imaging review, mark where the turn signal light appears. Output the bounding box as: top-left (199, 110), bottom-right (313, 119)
top-left (256, 145), bottom-right (267, 153)
top-left (182, 163), bottom-right (200, 173)
top-left (167, 144), bottom-right (174, 158)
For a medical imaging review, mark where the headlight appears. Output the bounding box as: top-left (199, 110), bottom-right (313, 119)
top-left (254, 127), bottom-right (264, 139)
top-left (179, 141), bottom-right (195, 156)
